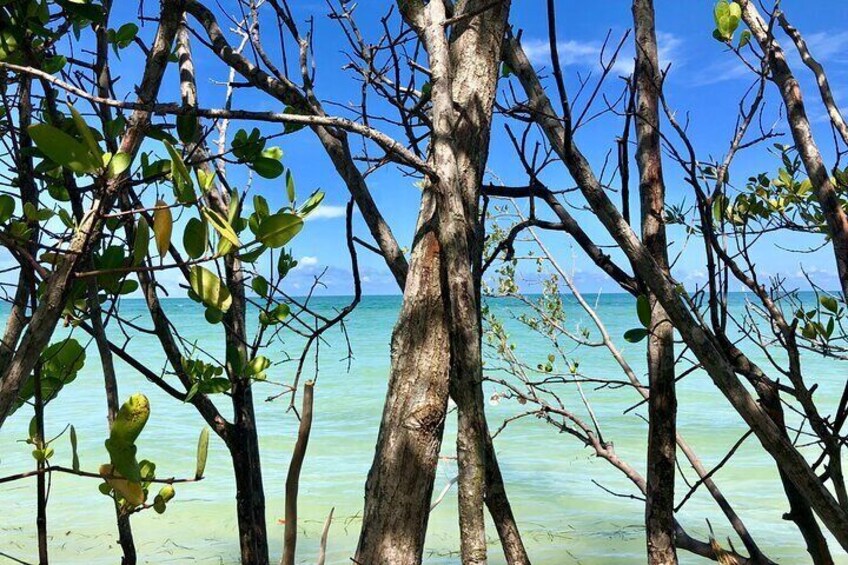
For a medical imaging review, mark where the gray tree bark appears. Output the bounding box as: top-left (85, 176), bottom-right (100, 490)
top-left (503, 33), bottom-right (848, 552)
top-left (632, 1), bottom-right (677, 562)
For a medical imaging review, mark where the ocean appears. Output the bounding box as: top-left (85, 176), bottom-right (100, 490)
top-left (0, 293), bottom-right (845, 564)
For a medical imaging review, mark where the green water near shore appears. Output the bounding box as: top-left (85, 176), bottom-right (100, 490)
top-left (1, 294), bottom-right (845, 563)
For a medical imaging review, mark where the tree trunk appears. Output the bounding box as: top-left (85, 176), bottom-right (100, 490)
top-left (484, 434), bottom-right (530, 564)
top-left (632, 1), bottom-right (677, 562)
top-left (0, 0), bottom-right (183, 429)
top-left (504, 33), bottom-right (848, 552)
top-left (355, 228), bottom-right (451, 565)
top-left (738, 0), bottom-right (848, 303)
top-left (229, 401), bottom-right (270, 565)
top-left (751, 373), bottom-right (832, 564)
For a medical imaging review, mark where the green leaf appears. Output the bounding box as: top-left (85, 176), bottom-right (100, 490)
top-left (190, 265), bottom-right (232, 313)
top-left (636, 295), bottom-right (651, 328)
top-left (57, 0), bottom-right (104, 23)
top-left (238, 245), bottom-right (266, 263)
top-left (183, 217), bottom-right (207, 259)
top-left (252, 275), bottom-right (269, 297)
top-left (623, 328), bottom-right (649, 343)
top-left (195, 428), bottom-right (209, 479)
top-left (177, 113), bottom-right (197, 144)
top-left (282, 106), bottom-right (307, 134)
top-left (69, 104), bottom-right (103, 161)
top-left (260, 303), bottom-right (290, 326)
top-left (0, 195), bottom-right (15, 223)
top-left (286, 170), bottom-right (296, 203)
top-left (114, 22), bottom-right (139, 43)
top-left (43, 55), bottom-right (67, 74)
top-left (199, 376), bottom-right (230, 393)
top-left (153, 200), bottom-right (173, 258)
top-left (163, 141), bottom-right (193, 187)
top-left (70, 425), bottom-right (79, 471)
top-left (257, 212), bottom-right (303, 248)
top-left (106, 152), bottom-right (132, 178)
top-left (133, 217), bottom-right (149, 265)
top-left (713, 0), bottom-right (741, 41)
top-left (105, 438), bottom-right (141, 483)
top-left (251, 156), bottom-right (284, 179)
top-left (820, 295), bottom-right (839, 314)
top-left (802, 323), bottom-right (817, 340)
top-left (196, 168), bottom-right (216, 192)
top-left (262, 146), bottom-right (283, 160)
top-left (28, 123), bottom-right (100, 174)
top-left (738, 30), bottom-right (751, 49)
top-left (299, 190), bottom-right (325, 218)
top-left (201, 208), bottom-right (241, 248)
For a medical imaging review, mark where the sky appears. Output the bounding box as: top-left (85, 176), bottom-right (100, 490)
top-left (10, 1), bottom-right (848, 297)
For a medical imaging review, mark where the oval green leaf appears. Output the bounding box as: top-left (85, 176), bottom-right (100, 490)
top-left (257, 212), bottom-right (303, 248)
top-left (28, 123), bottom-right (100, 174)
top-left (184, 217), bottom-right (208, 259)
top-left (190, 265), bottom-right (232, 313)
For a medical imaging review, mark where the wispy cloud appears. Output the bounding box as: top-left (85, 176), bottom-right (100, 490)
top-left (521, 31), bottom-right (683, 76)
top-left (803, 31), bottom-right (848, 64)
top-left (305, 204), bottom-right (346, 220)
top-left (696, 28), bottom-right (848, 86)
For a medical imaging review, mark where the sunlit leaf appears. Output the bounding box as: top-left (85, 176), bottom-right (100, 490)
top-left (299, 190), bottom-right (324, 218)
top-left (190, 265), bottom-right (232, 313)
top-left (107, 152), bottom-right (132, 178)
top-left (133, 217), bottom-right (149, 265)
top-left (201, 208), bottom-right (240, 248)
top-left (163, 141), bottom-right (193, 187)
top-left (195, 428), bottom-right (209, 479)
top-left (153, 200), bottom-right (173, 258)
top-left (257, 212), bottom-right (303, 248)
top-left (28, 123), bottom-right (100, 174)
top-left (251, 156), bottom-right (284, 179)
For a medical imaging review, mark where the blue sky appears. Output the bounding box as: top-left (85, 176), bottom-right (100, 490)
top-left (22, 2), bottom-right (848, 295)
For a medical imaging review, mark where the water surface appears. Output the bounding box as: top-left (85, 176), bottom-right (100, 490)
top-left (1, 294), bottom-right (844, 563)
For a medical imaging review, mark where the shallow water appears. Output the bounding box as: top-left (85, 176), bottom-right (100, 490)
top-left (1, 294), bottom-right (845, 564)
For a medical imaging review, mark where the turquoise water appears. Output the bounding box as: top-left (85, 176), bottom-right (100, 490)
top-left (1, 294), bottom-right (845, 564)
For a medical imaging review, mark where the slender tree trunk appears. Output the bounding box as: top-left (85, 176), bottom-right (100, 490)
top-left (87, 283), bottom-right (137, 564)
top-left (504, 34), bottom-right (848, 551)
top-left (34, 361), bottom-right (48, 565)
top-left (444, 3), bottom-right (514, 562)
top-left (632, 1), bottom-right (677, 563)
top-left (229, 399), bottom-right (270, 565)
top-left (744, 367), bottom-right (833, 564)
top-left (174, 24), bottom-right (269, 564)
top-left (355, 227), bottom-right (451, 565)
top-left (0, 0), bottom-right (184, 429)
top-left (484, 435), bottom-right (530, 564)
top-left (738, 0), bottom-right (848, 303)
top-left (357, 2), bottom-right (519, 563)
top-left (282, 382), bottom-right (314, 565)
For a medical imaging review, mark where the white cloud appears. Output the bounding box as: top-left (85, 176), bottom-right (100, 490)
top-left (305, 204), bottom-right (346, 220)
top-left (521, 31), bottom-right (682, 76)
top-left (802, 31), bottom-right (848, 64)
top-left (697, 29), bottom-right (848, 86)
top-left (298, 256), bottom-right (319, 267)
